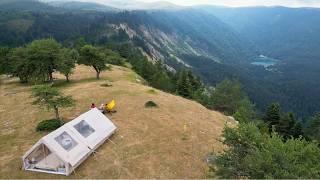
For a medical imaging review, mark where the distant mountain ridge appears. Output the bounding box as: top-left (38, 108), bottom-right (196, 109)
top-left (47, 1), bottom-right (119, 12)
top-left (0, 1), bottom-right (254, 65)
top-left (41, 0), bottom-right (184, 10)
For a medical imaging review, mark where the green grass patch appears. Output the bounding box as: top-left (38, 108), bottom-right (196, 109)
top-left (145, 101), bottom-right (158, 108)
top-left (36, 119), bottom-right (63, 132)
top-left (147, 89), bottom-right (157, 94)
top-left (124, 62), bottom-right (132, 69)
top-left (125, 73), bottom-right (138, 82)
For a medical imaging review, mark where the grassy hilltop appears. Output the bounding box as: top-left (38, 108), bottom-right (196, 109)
top-left (0, 65), bottom-right (232, 178)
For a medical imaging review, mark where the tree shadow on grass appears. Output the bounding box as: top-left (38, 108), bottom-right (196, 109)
top-left (53, 77), bottom-right (101, 88)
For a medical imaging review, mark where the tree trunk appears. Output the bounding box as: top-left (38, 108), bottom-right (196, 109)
top-left (96, 72), bottom-right (100, 79)
top-left (66, 74), bottom-right (69, 82)
top-left (93, 66), bottom-right (100, 79)
top-left (49, 72), bottom-right (54, 83)
top-left (54, 106), bottom-right (60, 120)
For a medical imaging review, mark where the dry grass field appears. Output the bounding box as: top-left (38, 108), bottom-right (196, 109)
top-left (0, 65), bottom-right (233, 178)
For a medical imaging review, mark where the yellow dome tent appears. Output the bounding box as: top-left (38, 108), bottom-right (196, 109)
top-left (106, 100), bottom-right (115, 112)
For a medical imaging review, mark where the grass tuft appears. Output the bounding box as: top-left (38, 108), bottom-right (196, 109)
top-left (145, 101), bottom-right (158, 108)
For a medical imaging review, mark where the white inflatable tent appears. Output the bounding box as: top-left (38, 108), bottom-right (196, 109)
top-left (22, 108), bottom-right (117, 176)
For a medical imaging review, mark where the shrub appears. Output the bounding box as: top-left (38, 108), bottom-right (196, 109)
top-left (211, 122), bottom-right (320, 179)
top-left (145, 101), bottom-right (158, 108)
top-left (36, 119), bottom-right (63, 132)
top-left (147, 89), bottom-right (157, 94)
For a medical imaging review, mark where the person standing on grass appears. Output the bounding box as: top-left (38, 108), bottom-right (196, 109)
top-left (91, 103), bottom-right (96, 109)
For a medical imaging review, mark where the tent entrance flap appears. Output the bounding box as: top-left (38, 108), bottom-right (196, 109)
top-left (23, 143), bottom-right (67, 174)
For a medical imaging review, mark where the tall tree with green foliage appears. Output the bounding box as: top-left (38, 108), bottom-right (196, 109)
top-left (210, 122), bottom-right (320, 179)
top-left (103, 48), bottom-right (126, 66)
top-left (263, 104), bottom-right (303, 138)
top-left (264, 103), bottom-right (281, 132)
top-left (0, 47), bottom-right (11, 75)
top-left (6, 39), bottom-right (75, 83)
top-left (31, 85), bottom-right (75, 120)
top-left (26, 39), bottom-right (62, 82)
top-left (210, 79), bottom-right (247, 115)
top-left (187, 70), bottom-right (202, 92)
top-left (176, 69), bottom-right (192, 98)
top-left (79, 45), bottom-right (109, 79)
top-left (57, 48), bottom-right (78, 82)
top-left (74, 37), bottom-right (87, 51)
top-left (8, 47), bottom-right (33, 83)
top-left (306, 112), bottom-right (320, 141)
top-left (150, 71), bottom-right (174, 92)
top-left (292, 121), bottom-right (303, 138)
top-left (278, 112), bottom-right (303, 139)
top-left (233, 97), bottom-right (256, 123)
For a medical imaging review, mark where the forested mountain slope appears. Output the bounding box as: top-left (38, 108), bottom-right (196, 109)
top-left (199, 6), bottom-right (320, 60)
top-left (0, 0), bottom-right (320, 119)
top-left (0, 1), bottom-right (253, 64)
top-left (196, 6), bottom-right (320, 118)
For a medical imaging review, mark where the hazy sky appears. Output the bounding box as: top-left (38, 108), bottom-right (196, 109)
top-left (139, 0), bottom-right (320, 7)
top-left (45, 0), bottom-right (320, 8)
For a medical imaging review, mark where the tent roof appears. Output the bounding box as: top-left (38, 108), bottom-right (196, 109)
top-left (65, 108), bottom-right (117, 150)
top-left (23, 108), bottom-right (117, 167)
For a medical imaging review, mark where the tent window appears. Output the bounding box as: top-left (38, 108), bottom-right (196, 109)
top-left (74, 120), bottom-right (95, 138)
top-left (55, 132), bottom-right (78, 151)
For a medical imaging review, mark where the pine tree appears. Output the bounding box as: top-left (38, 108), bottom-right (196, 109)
top-left (210, 79), bottom-right (246, 114)
top-left (176, 69), bottom-right (192, 98)
top-left (150, 71), bottom-right (174, 92)
top-left (187, 70), bottom-right (202, 92)
top-left (233, 97), bottom-right (256, 123)
top-left (0, 47), bottom-right (11, 75)
top-left (306, 112), bottom-right (320, 141)
top-left (278, 112), bottom-right (296, 139)
top-left (264, 103), bottom-right (281, 132)
top-left (292, 122), bottom-right (303, 138)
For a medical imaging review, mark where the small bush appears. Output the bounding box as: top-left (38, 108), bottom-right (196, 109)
top-left (108, 57), bottom-right (125, 66)
top-left (101, 82), bottom-right (113, 87)
top-left (147, 89), bottom-right (157, 94)
top-left (145, 101), bottom-right (158, 108)
top-left (36, 119), bottom-right (63, 132)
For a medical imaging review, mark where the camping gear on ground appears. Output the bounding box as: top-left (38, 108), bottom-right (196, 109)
top-left (105, 100), bottom-right (116, 113)
top-left (98, 104), bottom-right (105, 112)
top-left (22, 108), bottom-right (117, 176)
